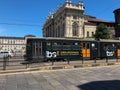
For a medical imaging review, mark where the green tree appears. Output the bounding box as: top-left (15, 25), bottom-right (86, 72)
top-left (94, 23), bottom-right (110, 40)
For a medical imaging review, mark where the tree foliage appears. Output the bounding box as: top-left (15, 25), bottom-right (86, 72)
top-left (94, 23), bottom-right (110, 40)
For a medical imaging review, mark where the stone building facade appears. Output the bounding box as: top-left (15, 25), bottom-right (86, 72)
top-left (0, 36), bottom-right (26, 56)
top-left (43, 0), bottom-right (85, 38)
top-left (86, 15), bottom-right (115, 38)
top-left (43, 0), bottom-right (116, 39)
top-left (0, 35), bottom-right (35, 56)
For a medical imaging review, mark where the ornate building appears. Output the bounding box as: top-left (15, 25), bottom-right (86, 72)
top-left (43, 0), bottom-right (85, 38)
top-left (43, 0), bottom-right (116, 39)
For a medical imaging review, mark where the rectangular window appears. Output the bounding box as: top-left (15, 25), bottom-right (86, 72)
top-left (46, 42), bottom-right (51, 46)
top-left (92, 32), bottom-right (94, 37)
top-left (87, 31), bottom-right (89, 37)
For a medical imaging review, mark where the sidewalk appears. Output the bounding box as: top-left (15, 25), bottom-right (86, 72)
top-left (1, 64), bottom-right (120, 90)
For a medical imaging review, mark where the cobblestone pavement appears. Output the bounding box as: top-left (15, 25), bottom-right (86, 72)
top-left (0, 65), bottom-right (120, 90)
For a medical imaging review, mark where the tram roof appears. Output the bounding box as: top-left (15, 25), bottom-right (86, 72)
top-left (27, 37), bottom-right (81, 40)
top-left (26, 37), bottom-right (120, 43)
top-left (99, 39), bottom-right (120, 42)
top-left (26, 37), bottom-right (98, 41)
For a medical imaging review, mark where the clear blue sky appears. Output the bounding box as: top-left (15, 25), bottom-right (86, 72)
top-left (0, 0), bottom-right (120, 37)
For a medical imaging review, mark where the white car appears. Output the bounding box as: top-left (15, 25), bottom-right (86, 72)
top-left (0, 51), bottom-right (9, 58)
top-left (0, 51), bottom-right (14, 58)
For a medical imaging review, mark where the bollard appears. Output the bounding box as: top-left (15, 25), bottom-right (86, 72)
top-left (67, 59), bottom-right (70, 65)
top-left (6, 56), bottom-right (9, 66)
top-left (26, 63), bottom-right (29, 69)
top-left (94, 58), bottom-right (96, 63)
top-left (52, 58), bottom-right (54, 65)
top-left (116, 56), bottom-right (118, 62)
top-left (106, 57), bottom-right (108, 63)
top-left (81, 53), bottom-right (84, 64)
top-left (82, 57), bottom-right (84, 64)
top-left (26, 64), bottom-right (27, 69)
top-left (3, 56), bottom-right (7, 70)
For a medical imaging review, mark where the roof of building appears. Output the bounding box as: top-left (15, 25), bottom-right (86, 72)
top-left (86, 15), bottom-right (115, 24)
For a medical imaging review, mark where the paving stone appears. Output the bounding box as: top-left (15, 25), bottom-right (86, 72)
top-left (0, 66), bottom-right (120, 90)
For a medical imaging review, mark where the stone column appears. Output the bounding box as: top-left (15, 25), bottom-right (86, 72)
top-left (78, 24), bottom-right (83, 38)
top-left (65, 18), bottom-right (69, 37)
top-left (69, 16), bottom-right (73, 37)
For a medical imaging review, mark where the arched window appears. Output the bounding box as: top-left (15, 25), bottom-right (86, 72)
top-left (72, 22), bottom-right (78, 36)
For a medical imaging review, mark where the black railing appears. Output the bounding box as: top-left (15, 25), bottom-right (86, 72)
top-left (0, 56), bottom-right (119, 71)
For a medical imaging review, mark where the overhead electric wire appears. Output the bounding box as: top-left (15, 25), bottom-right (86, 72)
top-left (0, 16), bottom-right (42, 22)
top-left (0, 22), bottom-right (40, 27)
top-left (1, 1), bottom-right (119, 27)
top-left (0, 17), bottom-right (42, 27)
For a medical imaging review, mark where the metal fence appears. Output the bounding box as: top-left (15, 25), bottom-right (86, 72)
top-left (0, 56), bottom-right (119, 71)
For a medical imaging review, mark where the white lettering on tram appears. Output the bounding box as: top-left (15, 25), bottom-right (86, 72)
top-left (46, 51), bottom-right (56, 58)
top-left (106, 51), bottom-right (114, 56)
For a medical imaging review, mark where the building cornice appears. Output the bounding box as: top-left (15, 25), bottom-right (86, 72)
top-left (0, 36), bottom-right (24, 39)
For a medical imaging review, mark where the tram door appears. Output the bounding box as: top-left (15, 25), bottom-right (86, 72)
top-left (32, 40), bottom-right (44, 61)
top-left (34, 41), bottom-right (43, 57)
top-left (117, 44), bottom-right (120, 58)
top-left (81, 42), bottom-right (90, 59)
top-left (117, 50), bottom-right (120, 57)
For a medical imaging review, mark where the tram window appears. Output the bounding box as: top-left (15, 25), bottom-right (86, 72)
top-left (82, 43), bottom-right (90, 49)
top-left (83, 43), bottom-right (86, 49)
top-left (117, 44), bottom-right (120, 49)
top-left (104, 44), bottom-right (108, 47)
top-left (63, 42), bottom-right (72, 45)
top-left (73, 42), bottom-right (79, 45)
top-left (32, 43), bottom-right (35, 46)
top-left (36, 42), bottom-right (38, 47)
top-left (53, 42), bottom-right (61, 45)
top-left (112, 44), bottom-right (116, 50)
top-left (103, 44), bottom-right (108, 51)
top-left (36, 42), bottom-right (40, 47)
top-left (103, 44), bottom-right (116, 51)
top-left (47, 42), bottom-right (51, 46)
top-left (53, 42), bottom-right (57, 45)
top-left (27, 43), bottom-right (31, 47)
top-left (38, 42), bottom-right (42, 48)
top-left (107, 45), bottom-right (111, 50)
top-left (87, 43), bottom-right (90, 49)
top-left (112, 44), bottom-right (115, 47)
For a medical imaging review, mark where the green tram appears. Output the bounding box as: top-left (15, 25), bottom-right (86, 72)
top-left (26, 38), bottom-right (98, 62)
top-left (98, 39), bottom-right (120, 59)
top-left (26, 38), bottom-right (81, 62)
top-left (26, 38), bottom-right (120, 62)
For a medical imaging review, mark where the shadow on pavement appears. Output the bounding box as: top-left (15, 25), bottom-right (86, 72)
top-left (77, 80), bottom-right (120, 90)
